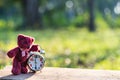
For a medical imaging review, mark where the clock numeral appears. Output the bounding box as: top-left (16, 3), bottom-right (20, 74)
top-left (30, 57), bottom-right (34, 61)
top-left (30, 64), bottom-right (32, 67)
top-left (40, 64), bottom-right (43, 67)
top-left (40, 58), bottom-right (43, 61)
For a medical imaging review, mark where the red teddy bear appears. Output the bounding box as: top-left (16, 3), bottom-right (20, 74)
top-left (7, 34), bottom-right (40, 75)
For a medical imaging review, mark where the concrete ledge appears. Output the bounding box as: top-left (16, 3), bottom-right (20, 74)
top-left (0, 66), bottom-right (120, 80)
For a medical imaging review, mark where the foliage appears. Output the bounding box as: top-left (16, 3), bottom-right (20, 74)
top-left (0, 0), bottom-right (120, 30)
top-left (71, 12), bottom-right (89, 28)
top-left (0, 28), bottom-right (120, 70)
top-left (0, 0), bottom-right (120, 70)
top-left (0, 12), bottom-right (23, 31)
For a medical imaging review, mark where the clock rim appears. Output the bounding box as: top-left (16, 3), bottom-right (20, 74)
top-left (27, 54), bottom-right (45, 71)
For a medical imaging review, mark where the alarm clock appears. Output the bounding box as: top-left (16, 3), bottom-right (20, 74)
top-left (27, 51), bottom-right (45, 72)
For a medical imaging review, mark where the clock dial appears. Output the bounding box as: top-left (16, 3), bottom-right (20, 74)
top-left (28, 54), bottom-right (45, 71)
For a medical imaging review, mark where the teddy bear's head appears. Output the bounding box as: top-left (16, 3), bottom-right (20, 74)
top-left (17, 34), bottom-right (34, 50)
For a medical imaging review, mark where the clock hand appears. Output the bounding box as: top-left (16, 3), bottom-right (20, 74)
top-left (35, 55), bottom-right (37, 70)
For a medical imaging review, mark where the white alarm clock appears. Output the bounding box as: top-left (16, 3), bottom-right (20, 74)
top-left (28, 51), bottom-right (45, 72)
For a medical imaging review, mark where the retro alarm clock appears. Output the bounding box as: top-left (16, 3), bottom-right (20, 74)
top-left (27, 50), bottom-right (45, 72)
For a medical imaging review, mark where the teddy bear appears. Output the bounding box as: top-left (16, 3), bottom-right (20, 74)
top-left (7, 34), bottom-right (40, 75)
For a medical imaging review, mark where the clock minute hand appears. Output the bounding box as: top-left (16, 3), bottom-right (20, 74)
top-left (35, 55), bottom-right (37, 70)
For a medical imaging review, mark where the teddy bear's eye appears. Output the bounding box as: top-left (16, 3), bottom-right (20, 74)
top-left (21, 40), bottom-right (27, 44)
top-left (23, 41), bottom-right (27, 44)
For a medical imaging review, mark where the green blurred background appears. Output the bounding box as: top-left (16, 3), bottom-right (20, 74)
top-left (0, 0), bottom-right (120, 70)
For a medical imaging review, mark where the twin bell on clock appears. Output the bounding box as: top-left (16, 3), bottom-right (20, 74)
top-left (7, 34), bottom-right (45, 75)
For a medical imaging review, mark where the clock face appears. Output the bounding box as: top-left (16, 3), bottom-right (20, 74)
top-left (28, 54), bottom-right (45, 71)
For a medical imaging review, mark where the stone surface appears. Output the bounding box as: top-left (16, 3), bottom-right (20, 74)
top-left (0, 66), bottom-right (120, 80)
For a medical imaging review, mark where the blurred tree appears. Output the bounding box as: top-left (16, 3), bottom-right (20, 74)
top-left (96, 0), bottom-right (118, 28)
top-left (21, 0), bottom-right (43, 29)
top-left (87, 0), bottom-right (95, 31)
top-left (0, 0), bottom-right (119, 30)
top-left (43, 0), bottom-right (67, 27)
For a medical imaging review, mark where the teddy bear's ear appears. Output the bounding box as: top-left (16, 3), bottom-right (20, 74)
top-left (18, 34), bottom-right (24, 41)
top-left (32, 38), bottom-right (35, 42)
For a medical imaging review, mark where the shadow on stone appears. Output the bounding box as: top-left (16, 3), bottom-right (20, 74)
top-left (0, 72), bottom-right (35, 80)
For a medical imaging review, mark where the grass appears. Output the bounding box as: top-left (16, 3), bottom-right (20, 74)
top-left (0, 28), bottom-right (120, 70)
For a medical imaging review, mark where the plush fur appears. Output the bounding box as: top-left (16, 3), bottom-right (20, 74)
top-left (7, 34), bottom-right (40, 75)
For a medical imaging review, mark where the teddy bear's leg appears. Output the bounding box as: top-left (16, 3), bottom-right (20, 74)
top-left (12, 60), bottom-right (21, 75)
top-left (21, 61), bottom-right (28, 74)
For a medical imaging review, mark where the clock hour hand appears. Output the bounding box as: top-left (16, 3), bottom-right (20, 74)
top-left (35, 55), bottom-right (37, 70)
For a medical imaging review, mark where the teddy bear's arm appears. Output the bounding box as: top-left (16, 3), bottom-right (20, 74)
top-left (29, 45), bottom-right (40, 52)
top-left (7, 47), bottom-right (19, 58)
